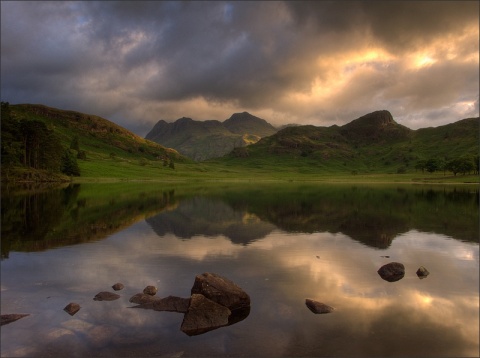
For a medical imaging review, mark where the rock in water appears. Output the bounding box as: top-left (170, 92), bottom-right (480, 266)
top-left (180, 294), bottom-right (231, 336)
top-left (190, 272), bottom-right (250, 311)
top-left (112, 283), bottom-right (124, 291)
top-left (63, 303), bottom-right (81, 316)
top-left (416, 266), bottom-right (430, 279)
top-left (377, 262), bottom-right (405, 282)
top-left (1, 314), bottom-right (29, 326)
top-left (305, 299), bottom-right (334, 314)
top-left (152, 296), bottom-right (190, 313)
top-left (93, 292), bottom-right (120, 301)
top-left (129, 293), bottom-right (159, 305)
top-left (143, 286), bottom-right (158, 296)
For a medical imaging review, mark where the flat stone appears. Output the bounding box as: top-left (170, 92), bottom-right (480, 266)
top-left (152, 296), bottom-right (190, 313)
top-left (129, 293), bottom-right (159, 305)
top-left (377, 262), bottom-right (405, 282)
top-left (112, 283), bottom-right (124, 291)
top-left (143, 285), bottom-right (158, 296)
top-left (180, 294), bottom-right (231, 336)
top-left (305, 299), bottom-right (335, 314)
top-left (63, 302), bottom-right (81, 316)
top-left (93, 291), bottom-right (120, 301)
top-left (416, 266), bottom-right (430, 279)
top-left (191, 272), bottom-right (250, 311)
top-left (1, 314), bottom-right (30, 326)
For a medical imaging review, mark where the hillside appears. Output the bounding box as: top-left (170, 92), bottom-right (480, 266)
top-left (1, 103), bottom-right (188, 181)
top-left (219, 110), bottom-right (479, 175)
top-left (145, 112), bottom-right (278, 161)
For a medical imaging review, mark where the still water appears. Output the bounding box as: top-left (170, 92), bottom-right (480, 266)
top-left (1, 182), bottom-right (479, 357)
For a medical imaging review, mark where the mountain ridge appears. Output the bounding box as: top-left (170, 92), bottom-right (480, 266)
top-left (146, 111), bottom-right (278, 161)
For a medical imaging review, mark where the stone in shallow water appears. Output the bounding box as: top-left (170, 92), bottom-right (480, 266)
top-left (112, 283), bottom-right (124, 291)
top-left (143, 285), bottom-right (158, 296)
top-left (305, 299), bottom-right (334, 314)
top-left (1, 314), bottom-right (30, 326)
top-left (129, 293), bottom-right (159, 305)
top-left (377, 262), bottom-right (405, 282)
top-left (416, 266), bottom-right (430, 279)
top-left (191, 272), bottom-right (250, 311)
top-left (93, 291), bottom-right (120, 301)
top-left (180, 294), bottom-right (231, 336)
top-left (63, 302), bottom-right (81, 316)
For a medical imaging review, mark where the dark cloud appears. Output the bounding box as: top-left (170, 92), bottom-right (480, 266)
top-left (1, 1), bottom-right (478, 135)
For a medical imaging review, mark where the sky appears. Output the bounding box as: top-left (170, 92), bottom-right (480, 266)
top-left (1, 1), bottom-right (479, 136)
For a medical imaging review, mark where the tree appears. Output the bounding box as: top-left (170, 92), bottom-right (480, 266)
top-left (446, 157), bottom-right (474, 176)
top-left (414, 159), bottom-right (427, 173)
top-left (61, 150), bottom-right (80, 176)
top-left (424, 158), bottom-right (439, 173)
top-left (169, 159), bottom-right (175, 169)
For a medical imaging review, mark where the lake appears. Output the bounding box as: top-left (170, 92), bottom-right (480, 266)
top-left (1, 182), bottom-right (479, 357)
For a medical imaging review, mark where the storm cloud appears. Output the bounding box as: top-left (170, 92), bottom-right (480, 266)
top-left (1, 1), bottom-right (478, 135)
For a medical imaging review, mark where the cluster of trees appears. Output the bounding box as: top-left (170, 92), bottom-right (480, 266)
top-left (1, 102), bottom-right (80, 176)
top-left (415, 156), bottom-right (479, 176)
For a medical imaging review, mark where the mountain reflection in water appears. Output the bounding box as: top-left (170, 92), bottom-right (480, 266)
top-left (1, 183), bottom-right (478, 357)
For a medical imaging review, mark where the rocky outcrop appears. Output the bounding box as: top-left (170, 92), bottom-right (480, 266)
top-left (377, 262), bottom-right (405, 282)
top-left (131, 272), bottom-right (251, 336)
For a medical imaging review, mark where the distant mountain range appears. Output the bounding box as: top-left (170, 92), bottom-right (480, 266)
top-left (145, 112), bottom-right (277, 161)
top-left (221, 109), bottom-right (479, 174)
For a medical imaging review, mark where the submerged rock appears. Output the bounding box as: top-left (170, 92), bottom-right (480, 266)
top-left (1, 314), bottom-right (30, 326)
top-left (416, 266), bottom-right (430, 279)
top-left (63, 302), bottom-right (81, 316)
top-left (93, 291), bottom-right (120, 301)
top-left (143, 285), bottom-right (158, 296)
top-left (305, 299), bottom-right (334, 314)
top-left (180, 294), bottom-right (231, 336)
top-left (377, 262), bottom-right (405, 282)
top-left (191, 272), bottom-right (250, 311)
top-left (112, 283), bottom-right (124, 291)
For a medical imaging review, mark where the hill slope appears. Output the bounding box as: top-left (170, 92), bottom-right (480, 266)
top-left (145, 112), bottom-right (278, 161)
top-left (1, 103), bottom-right (188, 181)
top-left (219, 110), bottom-right (479, 175)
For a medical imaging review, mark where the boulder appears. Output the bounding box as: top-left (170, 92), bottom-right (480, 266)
top-left (1, 314), bottom-right (29, 326)
top-left (180, 294), bottom-right (231, 336)
top-left (377, 262), bottom-right (405, 282)
top-left (112, 283), bottom-right (124, 291)
top-left (143, 285), bottom-right (158, 296)
top-left (305, 299), bottom-right (334, 314)
top-left (129, 293), bottom-right (159, 305)
top-left (416, 266), bottom-right (430, 279)
top-left (93, 291), bottom-right (120, 301)
top-left (63, 302), bottom-right (81, 316)
top-left (191, 272), bottom-right (250, 311)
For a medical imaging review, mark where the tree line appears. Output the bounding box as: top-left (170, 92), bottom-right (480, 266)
top-left (1, 102), bottom-right (80, 176)
top-left (415, 156), bottom-right (479, 176)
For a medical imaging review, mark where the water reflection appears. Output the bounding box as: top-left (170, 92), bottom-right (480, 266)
top-left (1, 183), bottom-right (478, 357)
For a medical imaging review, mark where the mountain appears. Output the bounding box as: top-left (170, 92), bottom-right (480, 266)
top-left (221, 110), bottom-right (479, 174)
top-left (145, 112), bottom-right (278, 161)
